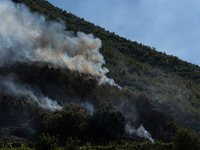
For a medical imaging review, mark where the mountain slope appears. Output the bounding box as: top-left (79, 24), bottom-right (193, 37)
top-left (2, 0), bottom-right (200, 143)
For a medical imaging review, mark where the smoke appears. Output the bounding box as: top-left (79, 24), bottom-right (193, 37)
top-left (0, 76), bottom-right (62, 111)
top-left (126, 124), bottom-right (154, 143)
top-left (80, 101), bottom-right (94, 115)
top-left (63, 97), bottom-right (94, 115)
top-left (117, 101), bottom-right (138, 123)
top-left (0, 0), bottom-right (119, 87)
top-left (117, 100), bottom-right (154, 142)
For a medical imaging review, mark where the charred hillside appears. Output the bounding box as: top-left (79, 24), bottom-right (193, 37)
top-left (0, 0), bottom-right (198, 146)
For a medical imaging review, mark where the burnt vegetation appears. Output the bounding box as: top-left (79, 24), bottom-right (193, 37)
top-left (0, 0), bottom-right (199, 149)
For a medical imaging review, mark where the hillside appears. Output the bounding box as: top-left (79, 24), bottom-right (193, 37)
top-left (0, 0), bottom-right (199, 147)
top-left (13, 0), bottom-right (200, 130)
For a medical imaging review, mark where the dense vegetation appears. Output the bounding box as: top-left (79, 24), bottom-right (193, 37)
top-left (0, 61), bottom-right (170, 142)
top-left (12, 0), bottom-right (200, 132)
top-left (0, 128), bottom-right (200, 149)
top-left (0, 0), bottom-right (199, 149)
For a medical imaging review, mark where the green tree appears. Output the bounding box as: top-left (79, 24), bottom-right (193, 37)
top-left (35, 133), bottom-right (59, 150)
top-left (64, 136), bottom-right (80, 150)
top-left (173, 127), bottom-right (200, 150)
top-left (45, 110), bottom-right (86, 141)
top-left (89, 109), bottom-right (126, 138)
top-left (0, 139), bottom-right (3, 149)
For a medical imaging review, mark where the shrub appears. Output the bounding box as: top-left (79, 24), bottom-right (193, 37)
top-left (11, 142), bottom-right (23, 148)
top-left (0, 139), bottom-right (3, 148)
top-left (64, 136), bottom-right (80, 150)
top-left (140, 140), bottom-right (153, 150)
top-left (89, 109), bottom-right (126, 138)
top-left (35, 133), bottom-right (59, 150)
top-left (173, 127), bottom-right (200, 150)
top-left (6, 143), bottom-right (12, 148)
top-left (45, 110), bottom-right (87, 142)
top-left (82, 142), bottom-right (92, 150)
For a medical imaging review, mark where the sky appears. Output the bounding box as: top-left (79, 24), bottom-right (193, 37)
top-left (47, 0), bottom-right (200, 66)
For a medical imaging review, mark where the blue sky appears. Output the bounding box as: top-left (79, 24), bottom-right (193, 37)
top-left (47, 0), bottom-right (200, 66)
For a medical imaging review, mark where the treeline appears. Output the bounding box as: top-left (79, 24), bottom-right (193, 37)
top-left (0, 127), bottom-right (199, 150)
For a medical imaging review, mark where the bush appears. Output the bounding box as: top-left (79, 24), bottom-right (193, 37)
top-left (11, 142), bottom-right (23, 148)
top-left (82, 142), bottom-right (92, 150)
top-left (0, 139), bottom-right (3, 148)
top-left (45, 110), bottom-right (87, 142)
top-left (35, 133), bottom-right (59, 150)
top-left (173, 127), bottom-right (200, 150)
top-left (64, 136), bottom-right (80, 150)
top-left (140, 140), bottom-right (153, 150)
top-left (6, 143), bottom-right (12, 148)
top-left (89, 109), bottom-right (126, 138)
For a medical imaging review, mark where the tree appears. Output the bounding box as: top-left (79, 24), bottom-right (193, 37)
top-left (89, 109), bottom-right (126, 138)
top-left (173, 127), bottom-right (200, 150)
top-left (45, 110), bottom-right (87, 142)
top-left (35, 133), bottom-right (59, 150)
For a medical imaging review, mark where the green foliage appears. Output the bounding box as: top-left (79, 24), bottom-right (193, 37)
top-left (107, 141), bottom-right (119, 150)
top-left (45, 110), bottom-right (86, 141)
top-left (5, 143), bottom-right (12, 148)
top-left (82, 142), bottom-right (92, 150)
top-left (5, 142), bottom-right (28, 149)
top-left (0, 139), bottom-right (3, 149)
top-left (64, 136), bottom-right (80, 150)
top-left (173, 127), bottom-right (200, 150)
top-left (140, 140), bottom-right (153, 150)
top-left (89, 109), bottom-right (126, 138)
top-left (35, 133), bottom-right (59, 150)
top-left (11, 142), bottom-right (25, 148)
top-left (164, 121), bottom-right (178, 140)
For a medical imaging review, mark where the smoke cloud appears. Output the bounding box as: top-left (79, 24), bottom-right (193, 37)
top-left (0, 76), bottom-right (62, 111)
top-left (117, 101), bottom-right (154, 142)
top-left (80, 101), bottom-right (94, 115)
top-left (0, 0), bottom-right (119, 87)
top-left (126, 124), bottom-right (154, 143)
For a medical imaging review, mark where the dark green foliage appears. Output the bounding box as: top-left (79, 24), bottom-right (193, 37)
top-left (45, 110), bottom-right (86, 141)
top-left (140, 140), bottom-right (154, 150)
top-left (138, 140), bottom-right (173, 150)
top-left (35, 133), bottom-right (59, 150)
top-left (173, 127), bottom-right (200, 150)
top-left (0, 139), bottom-right (3, 148)
top-left (6, 143), bottom-right (13, 148)
top-left (82, 142), bottom-right (92, 150)
top-left (64, 136), bottom-right (80, 150)
top-left (89, 109), bottom-right (126, 138)
top-left (11, 142), bottom-right (23, 148)
top-left (0, 138), bottom-right (176, 150)
top-left (164, 121), bottom-right (178, 141)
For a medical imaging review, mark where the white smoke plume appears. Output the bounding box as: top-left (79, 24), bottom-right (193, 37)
top-left (80, 101), bottom-right (94, 115)
top-left (64, 97), bottom-right (94, 115)
top-left (117, 100), bottom-right (154, 142)
top-left (0, 76), bottom-right (62, 111)
top-left (0, 0), bottom-right (119, 87)
top-left (126, 124), bottom-right (154, 143)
